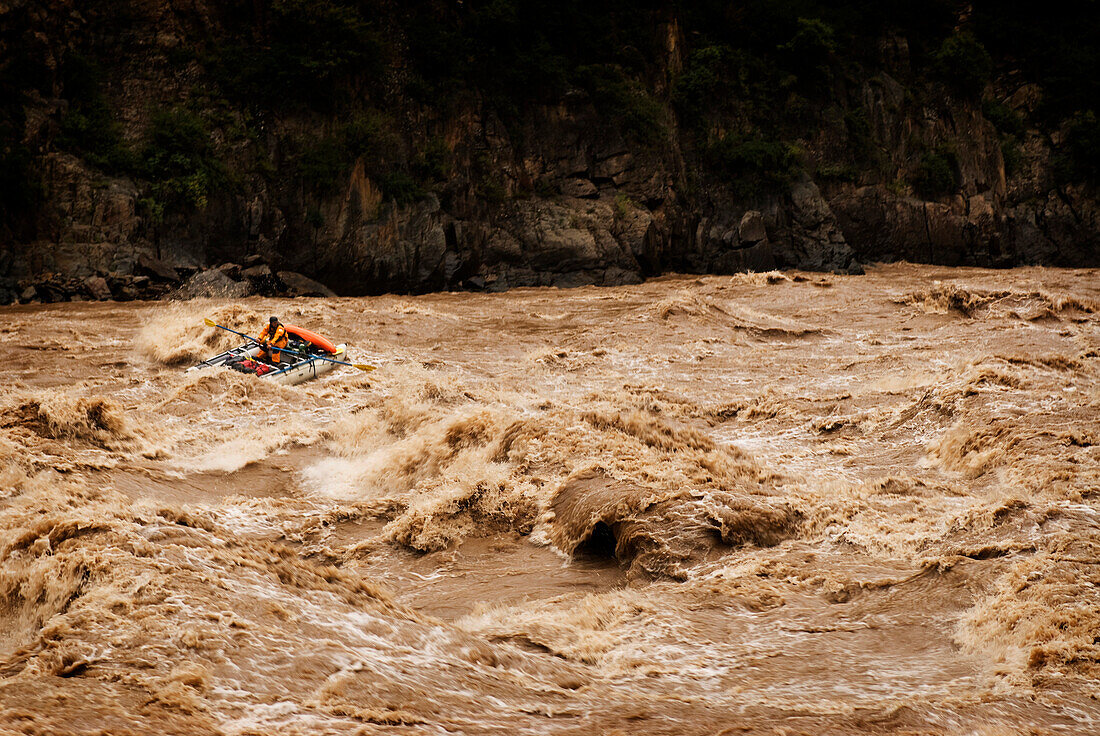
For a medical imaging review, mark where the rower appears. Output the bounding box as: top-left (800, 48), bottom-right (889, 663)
top-left (257, 315), bottom-right (289, 365)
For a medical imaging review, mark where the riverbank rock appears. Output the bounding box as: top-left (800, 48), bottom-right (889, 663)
top-left (172, 269), bottom-right (253, 300)
top-left (277, 271), bottom-right (338, 298)
top-left (84, 276), bottom-right (113, 301)
top-left (136, 254), bottom-right (180, 282)
top-left (776, 178), bottom-right (862, 274)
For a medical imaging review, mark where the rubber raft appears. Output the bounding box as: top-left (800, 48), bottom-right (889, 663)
top-left (187, 324), bottom-right (347, 386)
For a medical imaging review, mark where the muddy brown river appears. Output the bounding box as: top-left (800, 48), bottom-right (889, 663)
top-left (1, 263), bottom-right (1098, 735)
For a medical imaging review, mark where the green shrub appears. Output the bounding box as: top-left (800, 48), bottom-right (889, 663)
top-left (414, 136), bottom-right (452, 182)
top-left (400, 14), bottom-right (469, 97)
top-left (1000, 137), bottom-right (1024, 178)
top-left (136, 197), bottom-right (164, 226)
top-left (704, 134), bottom-right (802, 195)
top-left (969, 2), bottom-right (1099, 125)
top-left (256, 154), bottom-right (277, 180)
top-left (292, 111), bottom-right (439, 204)
top-left (614, 192), bottom-right (634, 218)
top-left (399, 0), bottom-right (662, 108)
top-left (296, 137), bottom-right (348, 193)
top-left (619, 92), bottom-right (665, 146)
top-left (305, 207), bottom-right (325, 229)
top-left (933, 31), bottom-right (992, 97)
top-left (981, 98), bottom-right (1027, 179)
top-left (982, 97), bottom-right (1026, 137)
top-left (1054, 110), bottom-right (1100, 184)
top-left (139, 107), bottom-right (226, 210)
top-left (296, 115), bottom-right (442, 200)
top-left (778, 17), bottom-right (837, 79)
top-left (574, 64), bottom-right (664, 145)
top-left (844, 107), bottom-right (871, 141)
top-left (380, 171), bottom-right (425, 205)
top-left (269, 0), bottom-right (384, 87)
top-left (672, 46), bottom-right (729, 128)
top-left (58, 111), bottom-right (132, 170)
top-left (815, 163), bottom-right (859, 182)
top-left (340, 111), bottom-right (387, 158)
top-left (911, 145), bottom-right (960, 198)
top-left (471, 150), bottom-right (507, 206)
top-left (672, 45), bottom-right (784, 131)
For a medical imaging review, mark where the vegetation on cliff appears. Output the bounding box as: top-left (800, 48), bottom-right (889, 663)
top-left (0, 0), bottom-right (1097, 292)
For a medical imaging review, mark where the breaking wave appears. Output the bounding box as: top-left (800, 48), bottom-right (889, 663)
top-left (2, 262), bottom-right (1098, 733)
top-left (547, 468), bottom-right (800, 579)
top-left (139, 303), bottom-right (267, 366)
top-left (897, 281), bottom-right (1099, 320)
top-left (13, 394), bottom-right (135, 449)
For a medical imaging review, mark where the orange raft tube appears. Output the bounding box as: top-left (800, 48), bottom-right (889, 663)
top-left (284, 324), bottom-right (338, 354)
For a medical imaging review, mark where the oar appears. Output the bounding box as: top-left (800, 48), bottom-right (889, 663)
top-left (203, 318), bottom-right (376, 372)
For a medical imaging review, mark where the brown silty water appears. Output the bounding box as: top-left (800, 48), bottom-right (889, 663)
top-left (1, 263), bottom-right (1098, 735)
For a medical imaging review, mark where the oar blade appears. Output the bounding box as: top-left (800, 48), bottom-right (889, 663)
top-left (204, 317), bottom-right (217, 327)
top-left (353, 363), bottom-right (376, 372)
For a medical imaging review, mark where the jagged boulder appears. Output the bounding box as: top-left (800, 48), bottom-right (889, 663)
top-left (310, 194), bottom-right (448, 293)
top-left (777, 178), bottom-right (861, 273)
top-left (136, 253), bottom-right (180, 282)
top-left (592, 152), bottom-right (634, 184)
top-left (242, 264), bottom-right (272, 280)
top-left (695, 208), bottom-right (776, 274)
top-left (1003, 188), bottom-right (1100, 266)
top-left (106, 274), bottom-right (157, 301)
top-left (738, 211), bottom-right (768, 244)
top-left (172, 269), bottom-right (253, 300)
top-left (84, 275), bottom-right (112, 301)
top-left (560, 179), bottom-right (599, 198)
top-left (237, 264), bottom-right (277, 296)
top-left (277, 271), bottom-right (337, 297)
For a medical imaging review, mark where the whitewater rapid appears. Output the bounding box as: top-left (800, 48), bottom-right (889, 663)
top-left (1, 263), bottom-right (1098, 735)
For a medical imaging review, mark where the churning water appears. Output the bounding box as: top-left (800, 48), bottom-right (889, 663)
top-left (1, 263), bottom-right (1098, 734)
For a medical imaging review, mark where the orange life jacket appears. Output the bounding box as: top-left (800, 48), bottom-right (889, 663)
top-left (257, 323), bottom-right (288, 362)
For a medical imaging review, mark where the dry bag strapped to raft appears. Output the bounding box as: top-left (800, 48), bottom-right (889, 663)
top-left (228, 358), bottom-right (273, 375)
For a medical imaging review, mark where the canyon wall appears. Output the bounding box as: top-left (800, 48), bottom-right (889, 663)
top-left (1, 1), bottom-right (1096, 302)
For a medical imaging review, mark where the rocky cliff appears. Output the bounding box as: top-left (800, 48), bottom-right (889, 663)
top-left (1, 1), bottom-right (1097, 303)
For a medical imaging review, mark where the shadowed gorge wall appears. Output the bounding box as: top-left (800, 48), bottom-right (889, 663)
top-left (0, 0), bottom-right (1097, 301)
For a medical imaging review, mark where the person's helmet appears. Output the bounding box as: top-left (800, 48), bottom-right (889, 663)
top-left (270, 316), bottom-right (279, 325)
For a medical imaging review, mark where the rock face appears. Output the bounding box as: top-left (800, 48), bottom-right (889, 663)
top-left (778, 179), bottom-right (861, 273)
top-left (0, 2), bottom-right (1096, 304)
top-left (5, 100), bottom-right (1089, 302)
